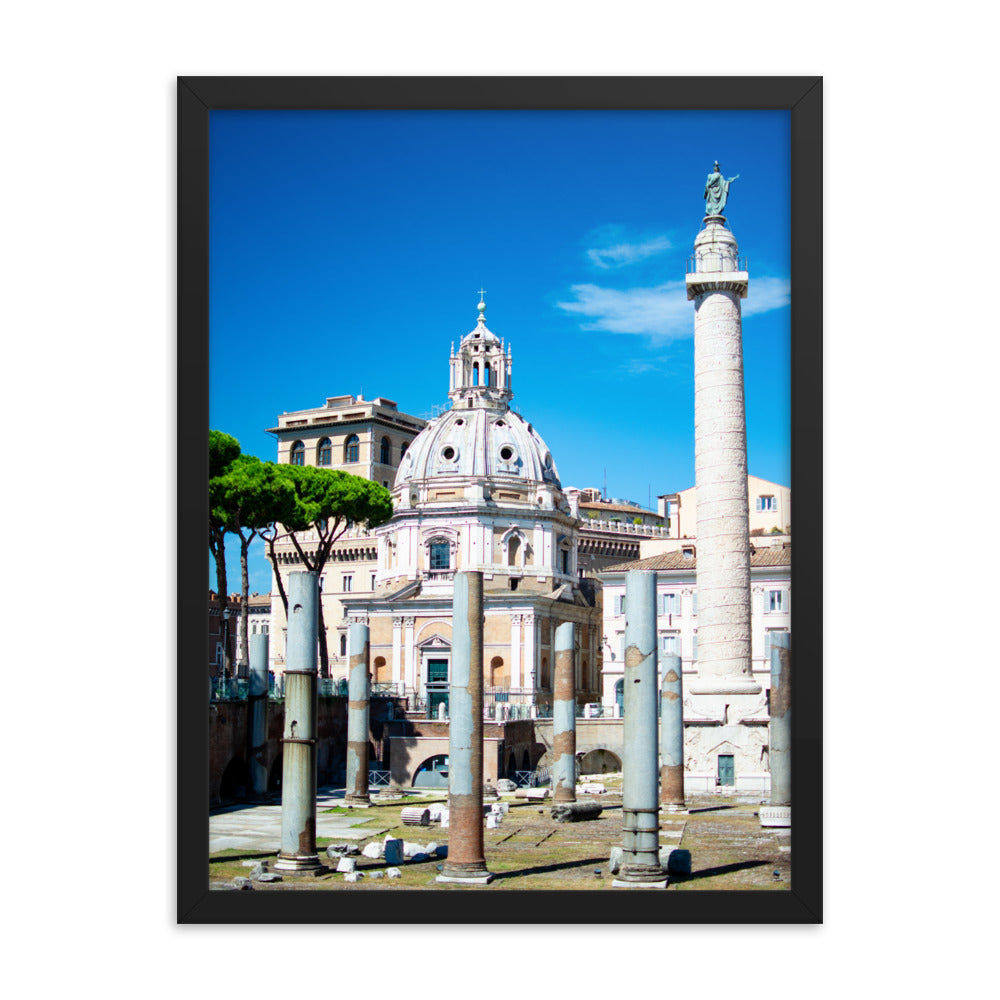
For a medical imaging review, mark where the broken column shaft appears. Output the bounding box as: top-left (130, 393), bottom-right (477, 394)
top-left (438, 571), bottom-right (493, 884)
top-left (274, 571), bottom-right (325, 874)
top-left (616, 570), bottom-right (666, 887)
top-left (247, 632), bottom-right (269, 799)
top-left (552, 621), bottom-right (577, 803)
top-left (344, 623), bottom-right (371, 805)
top-left (769, 633), bottom-right (792, 806)
top-left (659, 652), bottom-right (685, 812)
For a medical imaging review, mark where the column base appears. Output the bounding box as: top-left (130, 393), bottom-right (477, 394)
top-left (436, 871), bottom-right (494, 885)
top-left (343, 796), bottom-right (371, 808)
top-left (612, 877), bottom-right (668, 889)
top-left (273, 854), bottom-right (328, 876)
top-left (660, 803), bottom-right (688, 814)
top-left (614, 863), bottom-right (667, 887)
top-left (759, 805), bottom-right (791, 828)
top-left (688, 678), bottom-right (762, 695)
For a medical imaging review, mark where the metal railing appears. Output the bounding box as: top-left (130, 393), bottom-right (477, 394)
top-left (368, 770), bottom-right (391, 788)
top-left (686, 253), bottom-right (749, 274)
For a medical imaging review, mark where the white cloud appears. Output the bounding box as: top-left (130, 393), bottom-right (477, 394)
top-left (586, 235), bottom-right (672, 269)
top-left (556, 276), bottom-right (791, 342)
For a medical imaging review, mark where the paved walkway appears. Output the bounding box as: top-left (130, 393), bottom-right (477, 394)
top-left (210, 787), bottom-right (379, 853)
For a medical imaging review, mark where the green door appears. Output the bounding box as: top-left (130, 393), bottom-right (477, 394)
top-left (717, 754), bottom-right (735, 786)
top-left (426, 658), bottom-right (449, 718)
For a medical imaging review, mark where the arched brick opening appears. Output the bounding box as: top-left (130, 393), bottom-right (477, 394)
top-left (373, 655), bottom-right (388, 683)
top-left (489, 655), bottom-right (506, 686)
top-left (220, 756), bottom-right (248, 800)
top-left (579, 748), bottom-right (622, 775)
top-left (268, 754), bottom-right (282, 792)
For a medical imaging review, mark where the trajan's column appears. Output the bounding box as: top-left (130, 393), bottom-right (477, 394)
top-left (685, 164), bottom-right (761, 714)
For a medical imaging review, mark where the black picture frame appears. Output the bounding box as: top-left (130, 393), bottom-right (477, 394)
top-left (178, 76), bottom-right (822, 924)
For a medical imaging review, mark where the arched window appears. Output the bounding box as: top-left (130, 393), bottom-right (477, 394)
top-left (473, 362), bottom-right (480, 386)
top-left (345, 434), bottom-right (360, 463)
top-left (380, 437), bottom-right (391, 465)
top-left (429, 540), bottom-right (451, 570)
top-left (400, 441), bottom-right (408, 460)
top-left (483, 364), bottom-right (491, 386)
top-left (339, 634), bottom-right (347, 657)
top-left (290, 441), bottom-right (305, 466)
top-left (317, 438), bottom-right (332, 466)
top-left (490, 656), bottom-right (505, 686)
top-left (373, 656), bottom-right (387, 683)
top-left (507, 535), bottom-right (521, 566)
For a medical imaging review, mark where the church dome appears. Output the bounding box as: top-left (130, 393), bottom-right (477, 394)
top-left (395, 405), bottom-right (560, 488)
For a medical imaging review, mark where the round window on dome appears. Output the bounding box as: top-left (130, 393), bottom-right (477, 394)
top-left (499, 445), bottom-right (515, 462)
top-left (544, 452), bottom-right (553, 468)
top-left (455, 418), bottom-right (464, 426)
top-left (494, 420), bottom-right (505, 428)
top-left (441, 445), bottom-right (457, 462)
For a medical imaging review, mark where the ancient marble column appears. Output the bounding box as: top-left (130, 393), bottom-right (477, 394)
top-left (659, 652), bottom-right (685, 812)
top-left (552, 621), bottom-right (577, 803)
top-left (761, 633), bottom-right (792, 827)
top-left (344, 623), bottom-right (371, 806)
top-left (247, 632), bottom-right (269, 799)
top-left (685, 213), bottom-right (760, 700)
top-left (275, 571), bottom-right (325, 874)
top-left (438, 571), bottom-right (493, 884)
top-left (615, 571), bottom-right (667, 887)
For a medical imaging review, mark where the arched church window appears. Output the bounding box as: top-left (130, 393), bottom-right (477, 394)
top-left (290, 441), bottom-right (305, 466)
top-left (380, 437), bottom-right (391, 465)
top-left (345, 434), bottom-right (360, 463)
top-left (317, 438), bottom-right (332, 466)
top-left (484, 364), bottom-right (491, 386)
top-left (473, 362), bottom-right (480, 386)
top-left (429, 540), bottom-right (451, 570)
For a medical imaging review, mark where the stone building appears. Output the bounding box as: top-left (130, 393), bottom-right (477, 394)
top-left (658, 474), bottom-right (791, 539)
top-left (264, 394), bottom-right (426, 680)
top-left (233, 592), bottom-right (272, 666)
top-left (344, 299), bottom-right (603, 713)
top-left (599, 541), bottom-right (790, 793)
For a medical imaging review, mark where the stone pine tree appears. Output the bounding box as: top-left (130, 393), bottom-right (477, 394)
top-left (208, 430), bottom-right (241, 676)
top-left (209, 455), bottom-right (296, 675)
top-left (273, 465), bottom-right (393, 678)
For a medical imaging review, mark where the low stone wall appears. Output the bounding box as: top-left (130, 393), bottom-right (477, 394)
top-left (209, 695), bottom-right (405, 806)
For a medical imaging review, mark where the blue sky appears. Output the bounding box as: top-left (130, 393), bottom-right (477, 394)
top-left (209, 109), bottom-right (791, 595)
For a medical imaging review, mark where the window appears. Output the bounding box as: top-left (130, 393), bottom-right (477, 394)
top-left (616, 594), bottom-right (626, 616)
top-left (343, 575), bottom-right (353, 592)
top-left (319, 575), bottom-right (325, 591)
top-left (429, 540), bottom-right (450, 570)
top-left (345, 434), bottom-right (360, 463)
top-left (400, 441), bottom-right (408, 460)
top-left (768, 589), bottom-right (787, 613)
top-left (317, 438), bottom-right (332, 466)
top-left (660, 593), bottom-right (680, 616)
top-left (756, 495), bottom-right (776, 512)
top-left (370, 574), bottom-right (377, 590)
top-left (692, 592), bottom-right (698, 615)
top-left (561, 548), bottom-right (570, 575)
top-left (262, 623), bottom-right (269, 635)
top-left (290, 440), bottom-right (305, 466)
top-left (380, 437), bottom-right (391, 465)
top-left (340, 634), bottom-right (347, 657)
top-left (660, 634), bottom-right (680, 656)
top-left (691, 631), bottom-right (697, 660)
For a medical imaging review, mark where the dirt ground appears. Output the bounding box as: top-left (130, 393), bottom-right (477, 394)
top-left (209, 778), bottom-right (791, 891)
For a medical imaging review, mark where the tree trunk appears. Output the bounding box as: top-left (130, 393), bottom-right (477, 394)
top-left (238, 533), bottom-right (251, 677)
top-left (317, 597), bottom-right (330, 679)
top-left (210, 524), bottom-right (230, 678)
top-left (266, 533), bottom-right (289, 615)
